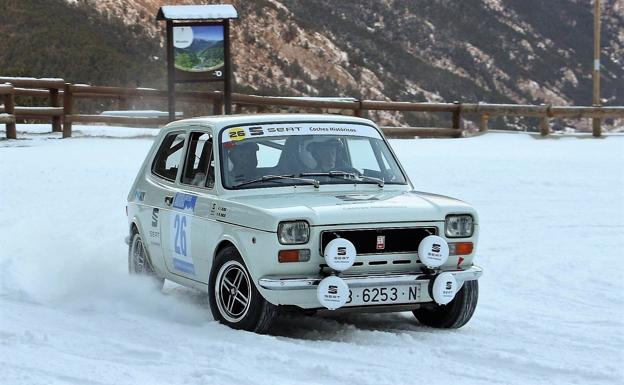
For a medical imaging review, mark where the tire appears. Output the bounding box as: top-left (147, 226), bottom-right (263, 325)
top-left (208, 246), bottom-right (278, 334)
top-left (128, 230), bottom-right (164, 290)
top-left (413, 280), bottom-right (479, 329)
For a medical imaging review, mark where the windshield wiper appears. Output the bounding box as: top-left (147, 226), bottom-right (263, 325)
top-left (232, 174), bottom-right (320, 189)
top-left (300, 170), bottom-right (384, 187)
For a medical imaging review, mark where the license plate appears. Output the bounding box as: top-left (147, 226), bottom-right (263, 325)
top-left (345, 284), bottom-right (424, 307)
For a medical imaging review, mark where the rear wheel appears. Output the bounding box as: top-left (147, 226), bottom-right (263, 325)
top-left (128, 230), bottom-right (164, 290)
top-left (209, 246), bottom-right (277, 334)
top-left (413, 280), bottom-right (478, 329)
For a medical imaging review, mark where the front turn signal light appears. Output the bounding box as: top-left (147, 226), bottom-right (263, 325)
top-left (448, 242), bottom-right (473, 255)
top-left (278, 249), bottom-right (311, 263)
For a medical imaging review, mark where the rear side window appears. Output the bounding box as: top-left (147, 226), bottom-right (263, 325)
top-left (181, 132), bottom-right (215, 189)
top-left (152, 132), bottom-right (186, 182)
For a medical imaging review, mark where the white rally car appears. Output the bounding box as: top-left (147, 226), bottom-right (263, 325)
top-left (126, 114), bottom-right (482, 333)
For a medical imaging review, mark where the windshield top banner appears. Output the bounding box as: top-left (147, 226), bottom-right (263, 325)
top-left (222, 123), bottom-right (382, 143)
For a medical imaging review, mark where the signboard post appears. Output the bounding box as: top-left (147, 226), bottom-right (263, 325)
top-left (157, 5), bottom-right (238, 121)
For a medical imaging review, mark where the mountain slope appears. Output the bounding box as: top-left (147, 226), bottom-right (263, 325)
top-left (2, 0), bottom-right (622, 130)
top-left (0, 0), bottom-right (163, 86)
top-left (74, 0), bottom-right (624, 130)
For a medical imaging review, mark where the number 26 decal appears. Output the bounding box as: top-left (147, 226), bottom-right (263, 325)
top-left (173, 214), bottom-right (187, 256)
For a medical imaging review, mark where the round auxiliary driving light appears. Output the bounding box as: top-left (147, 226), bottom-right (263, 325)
top-left (431, 272), bottom-right (458, 305)
top-left (317, 275), bottom-right (349, 310)
top-left (418, 235), bottom-right (449, 268)
top-left (324, 238), bottom-right (356, 271)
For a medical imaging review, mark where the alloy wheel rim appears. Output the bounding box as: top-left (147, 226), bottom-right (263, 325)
top-left (215, 261), bottom-right (251, 323)
top-left (132, 236), bottom-right (148, 273)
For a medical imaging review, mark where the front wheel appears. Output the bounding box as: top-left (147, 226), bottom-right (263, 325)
top-left (128, 231), bottom-right (164, 290)
top-left (208, 246), bottom-right (277, 334)
top-left (413, 280), bottom-right (478, 329)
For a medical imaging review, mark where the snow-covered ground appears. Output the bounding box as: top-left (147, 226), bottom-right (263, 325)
top-left (1, 125), bottom-right (623, 385)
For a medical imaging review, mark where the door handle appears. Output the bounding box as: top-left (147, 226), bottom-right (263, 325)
top-left (164, 195), bottom-right (173, 206)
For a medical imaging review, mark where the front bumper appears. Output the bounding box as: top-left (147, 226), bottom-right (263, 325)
top-left (257, 266), bottom-right (483, 309)
top-left (259, 266), bottom-right (482, 290)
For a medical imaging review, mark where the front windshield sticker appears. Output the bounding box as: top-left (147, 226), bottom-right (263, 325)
top-left (222, 123), bottom-right (381, 143)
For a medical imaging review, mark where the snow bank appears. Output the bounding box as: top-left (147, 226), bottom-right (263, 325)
top-left (0, 126), bottom-right (623, 385)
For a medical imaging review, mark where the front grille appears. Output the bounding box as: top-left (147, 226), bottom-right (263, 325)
top-left (320, 227), bottom-right (437, 255)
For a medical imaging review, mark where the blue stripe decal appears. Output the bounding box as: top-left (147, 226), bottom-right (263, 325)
top-left (172, 193), bottom-right (197, 212)
top-left (173, 258), bottom-right (195, 275)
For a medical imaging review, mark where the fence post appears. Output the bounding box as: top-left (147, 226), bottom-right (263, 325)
top-left (118, 97), bottom-right (130, 111)
top-left (212, 98), bottom-right (223, 115)
top-left (480, 113), bottom-right (489, 132)
top-left (452, 101), bottom-right (462, 130)
top-left (354, 100), bottom-right (364, 117)
top-left (539, 104), bottom-right (550, 136)
top-left (50, 88), bottom-right (61, 132)
top-left (539, 117), bottom-right (550, 136)
top-left (592, 105), bottom-right (602, 137)
top-left (3, 91), bottom-right (16, 139)
top-left (62, 83), bottom-right (73, 138)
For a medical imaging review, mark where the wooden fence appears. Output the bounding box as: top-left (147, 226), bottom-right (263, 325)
top-left (0, 83), bottom-right (16, 139)
top-left (2, 76), bottom-right (623, 139)
top-left (0, 77), bottom-right (64, 137)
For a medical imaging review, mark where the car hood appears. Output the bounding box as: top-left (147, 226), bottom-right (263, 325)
top-left (222, 189), bottom-right (477, 231)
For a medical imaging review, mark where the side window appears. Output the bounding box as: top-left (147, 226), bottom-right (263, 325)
top-left (152, 132), bottom-right (186, 182)
top-left (181, 132), bottom-right (215, 189)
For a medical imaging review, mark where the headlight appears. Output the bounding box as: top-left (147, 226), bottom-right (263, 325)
top-left (278, 221), bottom-right (310, 244)
top-left (445, 215), bottom-right (474, 238)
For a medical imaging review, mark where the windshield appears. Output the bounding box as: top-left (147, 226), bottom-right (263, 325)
top-left (220, 122), bottom-right (407, 189)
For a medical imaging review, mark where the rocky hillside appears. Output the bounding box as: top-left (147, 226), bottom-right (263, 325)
top-left (4, 0), bottom-right (624, 130)
top-left (0, 0), bottom-right (163, 87)
top-left (75, 0), bottom-right (624, 130)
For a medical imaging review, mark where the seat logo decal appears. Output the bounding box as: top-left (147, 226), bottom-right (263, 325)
top-left (376, 235), bottom-right (385, 250)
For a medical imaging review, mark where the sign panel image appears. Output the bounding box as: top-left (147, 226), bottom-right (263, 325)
top-left (173, 25), bottom-right (224, 78)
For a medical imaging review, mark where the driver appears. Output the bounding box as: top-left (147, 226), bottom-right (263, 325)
top-left (308, 138), bottom-right (342, 172)
top-left (228, 142), bottom-right (259, 183)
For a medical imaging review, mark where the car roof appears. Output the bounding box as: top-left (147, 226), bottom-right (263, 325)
top-left (162, 113), bottom-right (379, 132)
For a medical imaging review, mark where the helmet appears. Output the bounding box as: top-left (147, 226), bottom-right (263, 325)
top-left (307, 138), bottom-right (342, 156)
top-left (304, 138), bottom-right (344, 170)
top-left (227, 141), bottom-right (259, 169)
